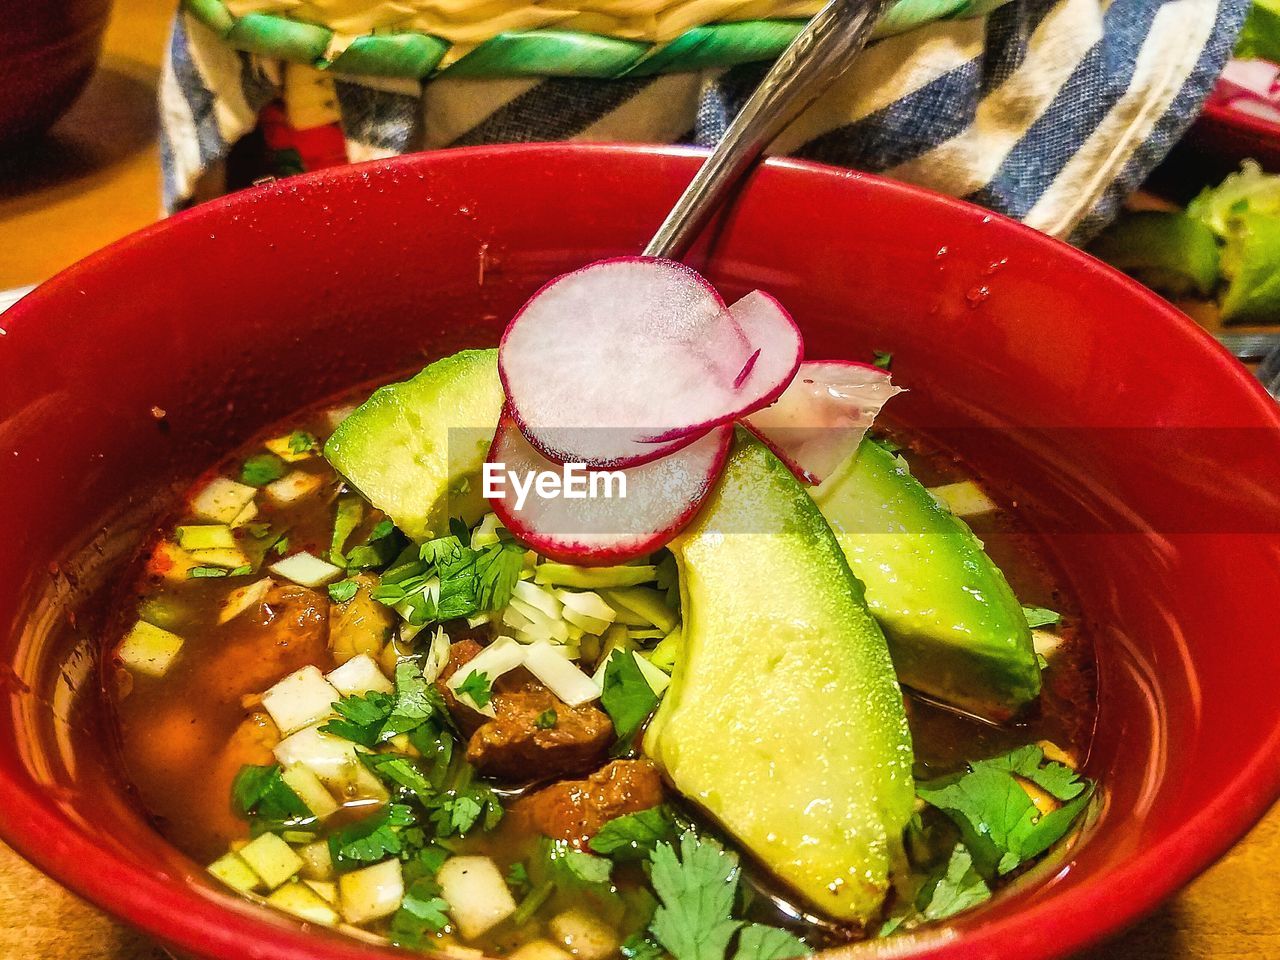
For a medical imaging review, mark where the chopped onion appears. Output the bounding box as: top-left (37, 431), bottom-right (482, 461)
top-left (339, 858), bottom-right (404, 925)
top-left (238, 833), bottom-right (303, 891)
top-left (117, 621), bottom-right (184, 677)
top-left (437, 856), bottom-right (517, 940)
top-left (446, 636), bottom-right (526, 716)
top-left (262, 666), bottom-right (341, 735)
top-left (218, 578), bottom-right (272, 624)
top-left (420, 627), bottom-right (452, 682)
top-left (927, 480), bottom-right (998, 517)
top-left (269, 551), bottom-right (343, 588)
top-left (523, 641), bottom-right (600, 706)
top-left (326, 653), bottom-right (393, 697)
top-left (190, 476), bottom-right (257, 524)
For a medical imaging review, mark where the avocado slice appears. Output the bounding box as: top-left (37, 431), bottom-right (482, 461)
top-left (324, 349), bottom-right (504, 540)
top-left (812, 439), bottom-right (1039, 721)
top-left (644, 432), bottom-right (914, 926)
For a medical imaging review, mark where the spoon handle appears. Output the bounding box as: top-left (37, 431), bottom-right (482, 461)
top-left (644, 0), bottom-right (893, 259)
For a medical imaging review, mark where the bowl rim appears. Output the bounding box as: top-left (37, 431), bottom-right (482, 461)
top-left (4, 142), bottom-right (1280, 960)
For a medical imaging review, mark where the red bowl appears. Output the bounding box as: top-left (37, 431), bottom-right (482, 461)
top-left (2, 144), bottom-right (1280, 960)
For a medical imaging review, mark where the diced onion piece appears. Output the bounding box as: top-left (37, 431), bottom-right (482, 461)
top-left (326, 653), bottom-right (393, 697)
top-left (437, 856), bottom-right (517, 940)
top-left (446, 636), bottom-right (526, 717)
top-left (239, 833), bottom-right (304, 890)
top-left (523, 641), bottom-right (600, 706)
top-left (208, 851), bottom-right (262, 893)
top-left (533, 563), bottom-right (657, 589)
top-left (190, 477), bottom-right (257, 524)
top-left (265, 435), bottom-right (316, 463)
top-left (421, 627), bottom-right (452, 682)
top-left (508, 597), bottom-right (570, 642)
top-left (262, 666), bottom-right (341, 735)
top-left (1032, 629), bottom-right (1065, 660)
top-left (927, 480), bottom-right (998, 517)
top-left (117, 621), bottom-right (184, 677)
top-left (230, 500), bottom-right (259, 528)
top-left (548, 907), bottom-right (621, 960)
top-left (632, 651), bottom-right (671, 696)
top-left (509, 940), bottom-right (574, 960)
top-left (265, 470), bottom-right (325, 506)
top-left (304, 879), bottom-right (338, 904)
top-left (598, 586), bottom-right (677, 634)
top-left (280, 764), bottom-right (340, 820)
top-left (299, 841), bottom-right (334, 881)
top-left (274, 725), bottom-right (387, 799)
top-left (556, 591), bottom-right (616, 636)
top-left (744, 359), bottom-right (902, 484)
top-left (175, 524), bottom-right (235, 551)
top-left (268, 880), bottom-right (341, 926)
top-left (188, 546), bottom-right (252, 570)
top-left (512, 580), bottom-right (563, 620)
top-left (339, 858), bottom-right (404, 925)
top-left (218, 578), bottom-right (272, 624)
top-left (270, 551), bottom-right (343, 588)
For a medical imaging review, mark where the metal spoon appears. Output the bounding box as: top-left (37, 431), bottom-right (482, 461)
top-left (644, 0), bottom-right (893, 259)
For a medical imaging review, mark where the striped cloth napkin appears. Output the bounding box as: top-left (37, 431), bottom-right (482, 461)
top-left (161, 0), bottom-right (1246, 243)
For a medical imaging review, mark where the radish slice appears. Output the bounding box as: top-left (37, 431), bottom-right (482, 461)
top-left (744, 360), bottom-right (902, 483)
top-left (485, 409), bottom-right (731, 565)
top-left (501, 258), bottom-right (787, 468)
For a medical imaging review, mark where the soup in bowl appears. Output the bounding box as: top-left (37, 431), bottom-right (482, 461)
top-left (1, 144), bottom-right (1279, 960)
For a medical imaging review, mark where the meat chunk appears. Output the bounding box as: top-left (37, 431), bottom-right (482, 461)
top-left (467, 688), bottom-right (613, 782)
top-left (437, 638), bottom-right (613, 782)
top-left (513, 759), bottom-right (665, 847)
top-left (203, 583), bottom-right (330, 705)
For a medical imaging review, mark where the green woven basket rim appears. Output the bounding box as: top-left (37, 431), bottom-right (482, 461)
top-left (182, 0), bottom-right (813, 79)
top-left (183, 0), bottom-right (1001, 79)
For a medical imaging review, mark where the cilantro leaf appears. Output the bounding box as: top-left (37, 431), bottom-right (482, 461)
top-left (231, 764), bottom-right (313, 833)
top-left (189, 566), bottom-right (230, 579)
top-left (328, 577), bottom-right (359, 603)
top-left (288, 430), bottom-right (319, 455)
top-left (976, 744), bottom-right (1086, 801)
top-left (1021, 605), bottom-right (1061, 628)
top-left (871, 350), bottom-right (893, 370)
top-left (590, 806), bottom-right (679, 861)
top-left (330, 494), bottom-right (364, 562)
top-left (455, 670), bottom-right (493, 709)
top-left (241, 453), bottom-right (286, 486)
top-left (535, 708), bottom-right (558, 730)
top-left (361, 753), bottom-right (436, 802)
top-left (649, 832), bottom-right (742, 960)
top-left (733, 926), bottom-right (810, 960)
top-left (385, 661), bottom-right (442, 736)
top-left (370, 519), bottom-right (396, 541)
top-left (475, 540), bottom-right (526, 612)
top-left (921, 844), bottom-right (991, 922)
top-left (428, 783), bottom-right (504, 838)
top-left (506, 862), bottom-right (530, 895)
top-left (320, 691), bottom-right (393, 747)
top-left (602, 650), bottom-right (659, 742)
top-left (328, 803), bottom-right (416, 872)
top-left (622, 934), bottom-right (666, 960)
top-left (917, 746), bottom-right (1095, 877)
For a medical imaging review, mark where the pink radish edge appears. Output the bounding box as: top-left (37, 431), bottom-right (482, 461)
top-left (639, 289), bottom-right (804, 444)
top-left (485, 409), bottom-right (733, 565)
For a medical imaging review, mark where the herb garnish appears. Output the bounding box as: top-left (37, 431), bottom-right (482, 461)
top-left (590, 805), bottom-right (680, 861)
top-left (231, 765), bottom-right (314, 835)
top-left (1021, 605), bottom-right (1061, 628)
top-left (455, 670), bottom-right (493, 709)
top-left (601, 650), bottom-right (659, 743)
top-left (240, 453), bottom-right (286, 487)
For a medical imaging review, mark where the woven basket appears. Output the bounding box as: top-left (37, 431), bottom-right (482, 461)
top-left (183, 0), bottom-right (992, 79)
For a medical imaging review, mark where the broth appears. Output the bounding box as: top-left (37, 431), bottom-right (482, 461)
top-left (104, 378), bottom-right (1098, 957)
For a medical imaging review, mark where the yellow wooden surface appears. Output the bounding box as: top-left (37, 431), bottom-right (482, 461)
top-left (2, 1), bottom-right (1280, 957)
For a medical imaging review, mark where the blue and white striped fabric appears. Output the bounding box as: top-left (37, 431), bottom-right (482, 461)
top-left (160, 0), bottom-right (1247, 242)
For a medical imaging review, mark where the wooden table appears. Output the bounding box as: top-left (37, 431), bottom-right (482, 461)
top-left (3, 1), bottom-right (1280, 957)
